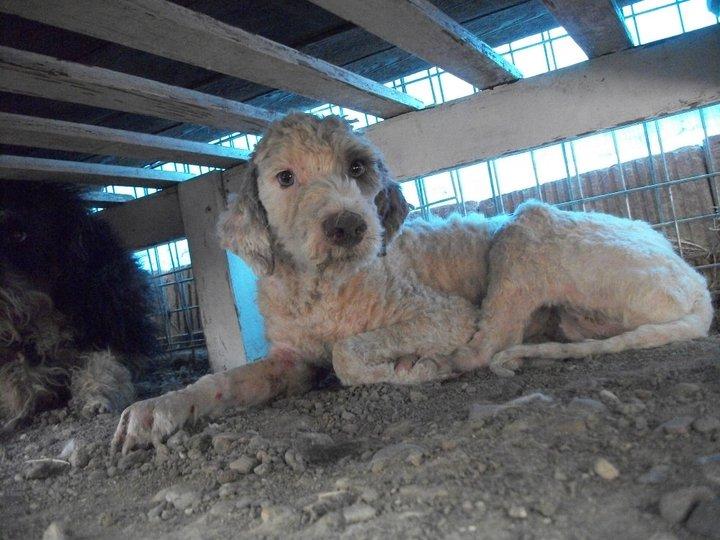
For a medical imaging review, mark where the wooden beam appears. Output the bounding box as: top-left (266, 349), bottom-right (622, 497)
top-left (0, 155), bottom-right (190, 188)
top-left (95, 27), bottom-right (720, 249)
top-left (307, 0), bottom-right (520, 88)
top-left (177, 173), bottom-right (248, 371)
top-left (542, 0), bottom-right (633, 57)
top-left (0, 113), bottom-right (249, 168)
top-left (365, 25), bottom-right (720, 181)
top-left (0, 0), bottom-right (424, 118)
top-left (99, 187), bottom-right (183, 250)
top-left (0, 46), bottom-right (278, 133)
top-left (80, 191), bottom-right (134, 207)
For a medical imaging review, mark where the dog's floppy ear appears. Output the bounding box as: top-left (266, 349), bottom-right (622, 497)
top-left (374, 162), bottom-right (409, 247)
top-left (218, 163), bottom-right (274, 276)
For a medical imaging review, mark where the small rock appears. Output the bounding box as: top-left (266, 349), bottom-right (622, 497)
top-left (660, 417), bottom-right (694, 435)
top-left (229, 455), bottom-right (259, 474)
top-left (508, 505), bottom-right (528, 519)
top-left (360, 487), bottom-right (379, 503)
top-left (659, 486), bottom-right (714, 524)
top-left (260, 504), bottom-right (298, 528)
top-left (439, 440), bottom-right (457, 451)
top-left (534, 499), bottom-right (557, 517)
top-left (98, 512), bottom-right (114, 527)
top-left (638, 465), bottom-right (669, 484)
top-left (166, 430), bottom-right (190, 451)
top-left (217, 469), bottom-right (238, 484)
top-left (147, 503), bottom-right (165, 522)
top-left (343, 503), bottom-right (376, 524)
top-left (594, 458), bottom-right (619, 480)
top-left (211, 433), bottom-right (238, 454)
top-left (408, 391), bottom-right (427, 403)
top-left (153, 483), bottom-right (202, 511)
top-left (685, 498), bottom-right (720, 538)
top-left (69, 447), bottom-right (90, 469)
top-left (370, 443), bottom-right (427, 473)
top-left (693, 416), bottom-right (720, 434)
top-left (24, 460), bottom-right (70, 480)
top-left (599, 389), bottom-right (621, 407)
top-left (674, 382), bottom-right (701, 398)
top-left (253, 463), bottom-right (271, 476)
top-left (284, 449), bottom-right (306, 472)
top-left (218, 482), bottom-right (242, 498)
top-left (42, 521), bottom-right (69, 540)
top-left (106, 466), bottom-right (117, 478)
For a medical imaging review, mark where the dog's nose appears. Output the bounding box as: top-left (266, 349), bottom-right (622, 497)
top-left (322, 211), bottom-right (367, 248)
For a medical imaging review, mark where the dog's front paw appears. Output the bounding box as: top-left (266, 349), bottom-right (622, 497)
top-left (488, 350), bottom-right (523, 377)
top-left (111, 391), bottom-right (195, 455)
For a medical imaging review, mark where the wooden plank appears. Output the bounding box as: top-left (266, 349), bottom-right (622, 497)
top-left (365, 25), bottom-right (720, 181)
top-left (80, 191), bottom-right (134, 207)
top-left (0, 0), bottom-right (424, 118)
top-left (0, 113), bottom-right (249, 168)
top-left (307, 0), bottom-right (520, 88)
top-left (541, 0), bottom-right (633, 57)
top-left (0, 46), bottom-right (278, 133)
top-left (0, 155), bottom-right (190, 188)
top-left (177, 173), bottom-right (247, 371)
top-left (99, 187), bottom-right (183, 250)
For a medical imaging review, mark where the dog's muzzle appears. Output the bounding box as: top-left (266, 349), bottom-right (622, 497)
top-left (322, 211), bottom-right (367, 248)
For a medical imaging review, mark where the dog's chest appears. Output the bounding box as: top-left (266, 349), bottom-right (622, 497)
top-left (259, 271), bottom-right (406, 352)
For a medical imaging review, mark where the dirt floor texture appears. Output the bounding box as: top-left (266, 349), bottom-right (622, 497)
top-left (1, 337), bottom-right (719, 540)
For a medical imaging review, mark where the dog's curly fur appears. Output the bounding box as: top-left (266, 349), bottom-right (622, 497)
top-left (112, 113), bottom-right (712, 453)
top-left (0, 182), bottom-right (157, 430)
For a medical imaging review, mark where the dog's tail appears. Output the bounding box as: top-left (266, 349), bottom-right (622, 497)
top-left (490, 291), bottom-right (714, 376)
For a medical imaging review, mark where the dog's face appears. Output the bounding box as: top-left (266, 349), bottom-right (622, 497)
top-left (219, 114), bottom-right (409, 275)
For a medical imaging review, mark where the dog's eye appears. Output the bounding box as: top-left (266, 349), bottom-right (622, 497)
top-left (276, 170), bottom-right (295, 188)
top-left (349, 159), bottom-right (366, 178)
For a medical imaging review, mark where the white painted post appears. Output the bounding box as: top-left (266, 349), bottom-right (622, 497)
top-left (177, 172), bottom-right (247, 372)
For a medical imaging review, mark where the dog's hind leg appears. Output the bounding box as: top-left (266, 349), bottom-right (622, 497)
top-left (70, 350), bottom-right (135, 416)
top-left (489, 296), bottom-right (713, 376)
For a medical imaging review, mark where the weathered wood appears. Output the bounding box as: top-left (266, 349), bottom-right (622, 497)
top-left (0, 112), bottom-right (248, 167)
top-left (177, 173), bottom-right (247, 371)
top-left (365, 25), bottom-right (720, 181)
top-left (0, 46), bottom-right (278, 133)
top-left (80, 191), bottom-right (134, 207)
top-left (542, 0), bottom-right (632, 57)
top-left (308, 0), bottom-right (520, 88)
top-left (0, 0), bottom-right (423, 118)
top-left (99, 187), bottom-right (184, 250)
top-left (0, 155), bottom-right (189, 188)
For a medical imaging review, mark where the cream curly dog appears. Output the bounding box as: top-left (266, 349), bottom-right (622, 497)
top-left (112, 113), bottom-right (712, 453)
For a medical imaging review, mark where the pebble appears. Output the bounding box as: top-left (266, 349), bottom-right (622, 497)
top-left (594, 458), bottom-right (619, 480)
top-left (507, 505), bottom-right (528, 519)
top-left (209, 500), bottom-right (238, 517)
top-left (24, 460), bottom-right (70, 480)
top-left (284, 449), bottom-right (306, 472)
top-left (468, 392), bottom-right (553, 423)
top-left (229, 455), bottom-right (259, 474)
top-left (211, 433), bottom-right (238, 454)
top-left (69, 447), bottom-right (90, 470)
top-left (166, 431), bottom-right (190, 451)
top-left (658, 486), bottom-right (714, 524)
top-left (599, 389), bottom-right (621, 408)
top-left (98, 512), bottom-right (114, 527)
top-left (153, 483), bottom-right (202, 511)
top-left (685, 498), bottom-right (720, 538)
top-left (638, 465), bottom-right (669, 484)
top-left (674, 382), bottom-right (701, 398)
top-left (660, 416), bottom-right (695, 435)
top-left (293, 432), bottom-right (358, 464)
top-left (370, 443), bottom-right (427, 473)
top-left (217, 469), bottom-right (238, 484)
top-left (253, 463), bottom-right (271, 476)
top-left (187, 433), bottom-right (211, 453)
top-left (147, 503), bottom-right (165, 522)
top-left (42, 521), bottom-right (69, 540)
top-left (693, 416), bottom-right (720, 434)
top-left (343, 503), bottom-right (376, 524)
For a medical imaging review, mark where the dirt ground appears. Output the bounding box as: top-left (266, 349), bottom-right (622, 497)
top-left (1, 337), bottom-right (719, 540)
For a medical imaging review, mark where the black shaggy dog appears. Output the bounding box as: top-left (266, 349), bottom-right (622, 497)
top-left (0, 182), bottom-right (157, 431)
